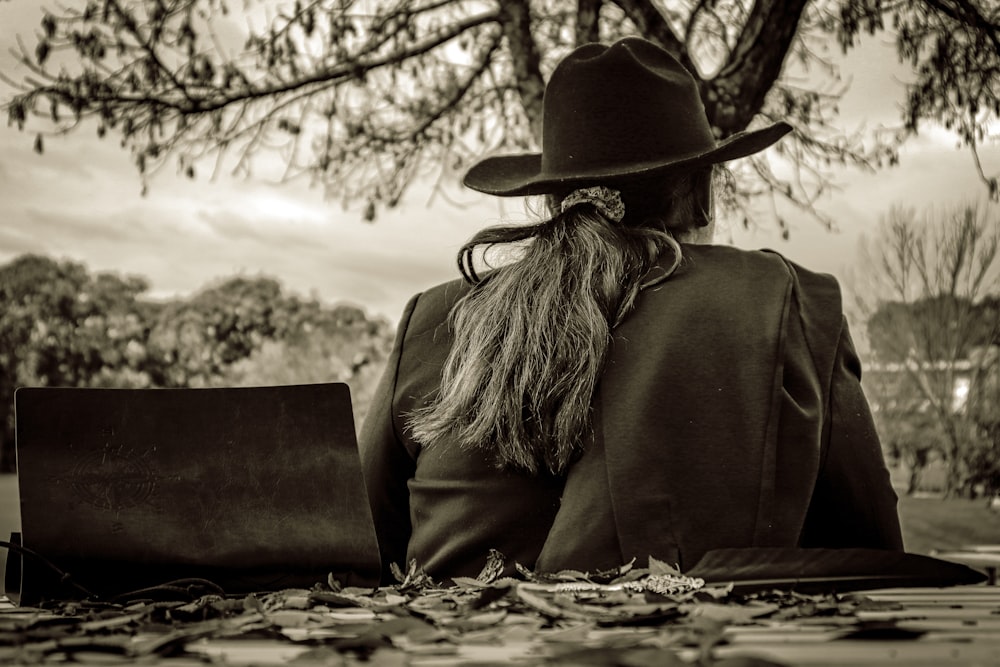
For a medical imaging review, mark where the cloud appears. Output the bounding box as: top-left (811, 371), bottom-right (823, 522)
top-left (3, 109), bottom-right (994, 321)
top-left (0, 223), bottom-right (47, 257)
top-left (0, 117), bottom-right (483, 318)
top-left (726, 132), bottom-right (998, 292)
top-left (2, 5), bottom-right (996, 322)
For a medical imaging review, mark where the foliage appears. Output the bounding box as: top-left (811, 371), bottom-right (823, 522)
top-left (2, 0), bottom-right (997, 231)
top-left (871, 401), bottom-right (945, 496)
top-left (0, 549), bottom-right (987, 664)
top-left (0, 253), bottom-right (394, 472)
top-left (0, 255), bottom-right (153, 471)
top-left (856, 202), bottom-right (1000, 497)
top-left (889, 0), bottom-right (1000, 199)
top-left (965, 342), bottom-right (1000, 496)
top-left (897, 494), bottom-right (1000, 554)
top-left (146, 275), bottom-right (303, 387)
top-left (219, 301), bottom-right (394, 423)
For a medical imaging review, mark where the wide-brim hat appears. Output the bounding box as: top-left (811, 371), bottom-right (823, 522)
top-left (463, 37), bottom-right (792, 197)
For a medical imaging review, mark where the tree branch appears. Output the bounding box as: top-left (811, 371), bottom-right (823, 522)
top-left (707, 0), bottom-right (810, 136)
top-left (606, 0), bottom-right (692, 70)
top-left (19, 9), bottom-right (502, 119)
top-left (576, 0), bottom-right (602, 46)
top-left (496, 0), bottom-right (545, 144)
top-left (919, 0), bottom-right (1000, 53)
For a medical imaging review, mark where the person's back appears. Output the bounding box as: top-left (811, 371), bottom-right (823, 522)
top-left (359, 37), bottom-right (902, 584)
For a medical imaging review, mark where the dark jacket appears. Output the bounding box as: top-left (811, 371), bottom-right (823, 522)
top-left (359, 244), bottom-right (903, 584)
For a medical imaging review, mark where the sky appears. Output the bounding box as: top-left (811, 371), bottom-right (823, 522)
top-left (0, 3), bottom-right (997, 323)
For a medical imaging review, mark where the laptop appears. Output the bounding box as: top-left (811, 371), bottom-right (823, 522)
top-left (6, 383), bottom-right (381, 605)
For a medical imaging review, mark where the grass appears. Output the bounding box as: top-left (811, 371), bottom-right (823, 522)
top-left (0, 474), bottom-right (18, 589)
top-left (0, 475), bottom-right (997, 590)
top-left (897, 494), bottom-right (1000, 555)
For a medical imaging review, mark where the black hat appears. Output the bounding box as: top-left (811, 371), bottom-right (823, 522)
top-left (463, 37), bottom-right (791, 197)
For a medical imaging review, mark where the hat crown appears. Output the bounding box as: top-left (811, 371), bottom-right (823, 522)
top-left (539, 38), bottom-right (716, 184)
top-left (461, 38), bottom-right (791, 196)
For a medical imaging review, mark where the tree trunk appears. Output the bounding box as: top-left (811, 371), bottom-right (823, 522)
top-left (576, 0), bottom-right (602, 45)
top-left (704, 0), bottom-right (810, 136)
top-left (944, 446), bottom-right (966, 498)
top-left (906, 464), bottom-right (921, 496)
top-left (497, 0), bottom-right (546, 144)
top-left (0, 408), bottom-right (13, 474)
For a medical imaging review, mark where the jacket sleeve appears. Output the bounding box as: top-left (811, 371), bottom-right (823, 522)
top-left (800, 318), bottom-right (904, 550)
top-left (358, 294), bottom-right (420, 584)
top-left (768, 251), bottom-right (904, 551)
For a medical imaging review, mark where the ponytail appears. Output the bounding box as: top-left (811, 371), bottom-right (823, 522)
top-left (407, 177), bottom-right (699, 473)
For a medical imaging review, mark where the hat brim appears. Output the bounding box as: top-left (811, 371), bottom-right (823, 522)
top-left (463, 121), bottom-right (792, 197)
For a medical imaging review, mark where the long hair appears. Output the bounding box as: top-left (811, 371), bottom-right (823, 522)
top-left (406, 174), bottom-right (705, 474)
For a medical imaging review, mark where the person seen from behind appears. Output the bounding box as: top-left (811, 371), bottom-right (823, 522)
top-left (359, 37), bottom-right (904, 585)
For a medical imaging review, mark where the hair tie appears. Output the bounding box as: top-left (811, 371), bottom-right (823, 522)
top-left (560, 186), bottom-right (625, 222)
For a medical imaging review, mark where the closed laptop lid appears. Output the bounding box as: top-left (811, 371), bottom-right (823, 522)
top-left (10, 383), bottom-right (380, 604)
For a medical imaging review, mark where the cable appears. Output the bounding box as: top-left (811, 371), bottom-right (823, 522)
top-left (0, 539), bottom-right (98, 600)
top-left (0, 541), bottom-right (227, 604)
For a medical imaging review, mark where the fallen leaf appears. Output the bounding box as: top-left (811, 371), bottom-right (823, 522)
top-left (547, 645), bottom-right (689, 666)
top-left (686, 601), bottom-right (779, 624)
top-left (440, 609), bottom-right (507, 632)
top-left (466, 583), bottom-right (513, 611)
top-left (267, 610), bottom-right (337, 630)
top-left (648, 556), bottom-right (682, 576)
top-left (516, 586), bottom-right (595, 621)
top-left (715, 657), bottom-right (790, 666)
top-left (475, 549), bottom-right (506, 584)
top-left (452, 576), bottom-right (487, 589)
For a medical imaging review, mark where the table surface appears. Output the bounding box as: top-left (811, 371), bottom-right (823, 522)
top-left (3, 580), bottom-right (1000, 666)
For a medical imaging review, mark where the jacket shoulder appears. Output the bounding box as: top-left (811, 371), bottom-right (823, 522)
top-left (681, 244), bottom-right (845, 363)
top-left (761, 249), bottom-right (842, 313)
top-left (757, 248), bottom-right (846, 384)
top-left (684, 244), bottom-right (843, 310)
top-left (402, 275), bottom-right (472, 338)
top-left (682, 244), bottom-right (834, 290)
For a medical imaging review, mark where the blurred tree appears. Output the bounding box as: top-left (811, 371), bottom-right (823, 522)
top-left (857, 203), bottom-right (999, 497)
top-left (146, 275), bottom-right (298, 386)
top-left (864, 369), bottom-right (946, 495)
top-left (145, 275), bottom-right (395, 419)
top-left (221, 302), bottom-right (394, 426)
top-left (965, 318), bottom-right (1000, 498)
top-left (2, 0), bottom-right (997, 231)
top-left (0, 255), bottom-right (397, 471)
top-left (0, 254), bottom-right (152, 471)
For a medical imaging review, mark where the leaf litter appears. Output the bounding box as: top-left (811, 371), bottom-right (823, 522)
top-left (0, 552), bottom-right (932, 665)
